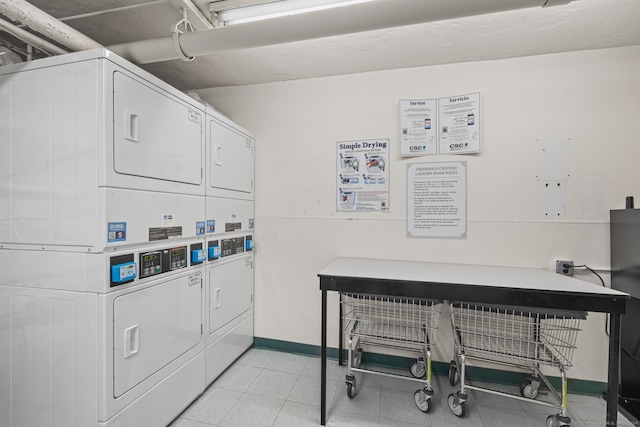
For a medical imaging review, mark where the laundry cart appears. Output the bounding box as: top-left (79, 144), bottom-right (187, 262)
top-left (341, 293), bottom-right (442, 412)
top-left (447, 302), bottom-right (585, 427)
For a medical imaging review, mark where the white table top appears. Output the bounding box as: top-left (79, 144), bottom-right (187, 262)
top-left (319, 257), bottom-right (628, 297)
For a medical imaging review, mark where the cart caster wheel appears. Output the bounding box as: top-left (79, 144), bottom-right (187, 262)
top-left (346, 382), bottom-right (356, 399)
top-left (520, 377), bottom-right (541, 399)
top-left (352, 348), bottom-right (363, 369)
top-left (410, 358), bottom-right (426, 378)
top-left (345, 374), bottom-right (357, 399)
top-left (448, 361), bottom-right (459, 386)
top-left (546, 414), bottom-right (571, 427)
top-left (414, 390), bottom-right (431, 413)
top-left (447, 393), bottom-right (466, 417)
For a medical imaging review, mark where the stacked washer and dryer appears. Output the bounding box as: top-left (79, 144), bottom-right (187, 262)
top-left (0, 49), bottom-right (254, 427)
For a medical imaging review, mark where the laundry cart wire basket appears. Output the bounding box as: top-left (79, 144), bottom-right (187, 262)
top-left (341, 293), bottom-right (442, 413)
top-left (447, 302), bottom-right (585, 427)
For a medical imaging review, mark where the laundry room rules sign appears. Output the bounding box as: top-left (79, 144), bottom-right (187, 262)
top-left (337, 139), bottom-right (390, 212)
top-left (407, 161), bottom-right (467, 238)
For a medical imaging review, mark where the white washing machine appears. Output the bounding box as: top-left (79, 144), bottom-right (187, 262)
top-left (100, 240), bottom-right (206, 426)
top-left (0, 238), bottom-right (207, 427)
top-left (0, 49), bottom-right (206, 252)
top-left (204, 250), bottom-right (254, 385)
top-left (203, 196), bottom-right (254, 385)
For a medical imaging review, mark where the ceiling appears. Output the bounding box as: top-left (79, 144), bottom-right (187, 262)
top-left (0, 0), bottom-right (639, 91)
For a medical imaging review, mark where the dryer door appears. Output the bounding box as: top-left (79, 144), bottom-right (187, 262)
top-left (113, 71), bottom-right (203, 186)
top-left (208, 255), bottom-right (253, 335)
top-left (208, 118), bottom-right (253, 196)
top-left (113, 270), bottom-right (202, 397)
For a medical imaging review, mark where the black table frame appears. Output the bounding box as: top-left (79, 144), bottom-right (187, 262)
top-left (319, 274), bottom-right (627, 426)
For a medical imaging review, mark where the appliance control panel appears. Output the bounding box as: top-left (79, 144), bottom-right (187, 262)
top-left (140, 246), bottom-right (187, 278)
top-left (169, 247), bottom-right (188, 270)
top-left (220, 236), bottom-right (247, 257)
top-left (140, 251), bottom-right (162, 278)
top-left (110, 243), bottom-right (198, 288)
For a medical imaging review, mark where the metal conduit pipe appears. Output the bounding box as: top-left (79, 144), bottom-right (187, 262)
top-left (0, 17), bottom-right (69, 55)
top-left (108, 0), bottom-right (576, 65)
top-left (0, 0), bottom-right (101, 52)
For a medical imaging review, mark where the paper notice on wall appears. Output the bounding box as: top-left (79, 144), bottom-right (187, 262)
top-left (438, 93), bottom-right (481, 155)
top-left (407, 161), bottom-right (467, 238)
top-left (399, 99), bottom-right (437, 156)
top-left (337, 139), bottom-right (390, 212)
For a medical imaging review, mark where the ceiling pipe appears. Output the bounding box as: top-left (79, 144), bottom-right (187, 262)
top-left (0, 17), bottom-right (69, 56)
top-left (108, 0), bottom-right (578, 65)
top-left (0, 0), bottom-right (101, 52)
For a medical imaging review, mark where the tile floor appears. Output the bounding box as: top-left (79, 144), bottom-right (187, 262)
top-left (170, 348), bottom-right (635, 427)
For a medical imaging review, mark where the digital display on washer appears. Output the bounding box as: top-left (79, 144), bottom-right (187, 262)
top-left (169, 247), bottom-right (187, 270)
top-left (233, 237), bottom-right (245, 254)
top-left (140, 251), bottom-right (162, 278)
top-left (221, 239), bottom-right (233, 257)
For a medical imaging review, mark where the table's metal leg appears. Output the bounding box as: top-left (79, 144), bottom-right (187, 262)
top-left (607, 313), bottom-right (621, 427)
top-left (321, 288), bottom-right (327, 426)
top-left (339, 293), bottom-right (344, 366)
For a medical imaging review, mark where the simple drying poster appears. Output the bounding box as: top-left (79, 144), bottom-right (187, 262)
top-left (337, 139), bottom-right (390, 212)
top-left (400, 92), bottom-right (480, 156)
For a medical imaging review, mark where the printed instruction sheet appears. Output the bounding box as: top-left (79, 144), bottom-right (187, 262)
top-left (337, 139), bottom-right (390, 212)
top-left (399, 99), bottom-right (438, 156)
top-left (400, 92), bottom-right (481, 156)
top-left (438, 93), bottom-right (481, 154)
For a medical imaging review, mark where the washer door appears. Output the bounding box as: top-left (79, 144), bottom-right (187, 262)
top-left (208, 255), bottom-right (253, 335)
top-left (113, 271), bottom-right (202, 397)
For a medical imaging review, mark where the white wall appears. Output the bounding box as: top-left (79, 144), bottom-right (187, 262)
top-left (198, 45), bottom-right (640, 382)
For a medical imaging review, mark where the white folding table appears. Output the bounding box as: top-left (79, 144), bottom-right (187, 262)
top-left (318, 258), bottom-right (629, 426)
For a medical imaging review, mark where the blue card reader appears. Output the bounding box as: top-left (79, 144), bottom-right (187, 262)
top-left (192, 249), bottom-right (207, 264)
top-left (111, 262), bottom-right (137, 284)
top-left (208, 246), bottom-right (221, 260)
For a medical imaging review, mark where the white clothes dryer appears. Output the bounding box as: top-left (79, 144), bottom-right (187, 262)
top-left (206, 110), bottom-right (254, 201)
top-left (0, 49), bottom-right (206, 252)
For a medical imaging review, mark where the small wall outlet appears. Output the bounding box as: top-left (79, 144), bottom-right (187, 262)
top-left (555, 260), bottom-right (574, 276)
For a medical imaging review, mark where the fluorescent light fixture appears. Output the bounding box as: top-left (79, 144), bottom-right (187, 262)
top-left (216, 0), bottom-right (375, 26)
